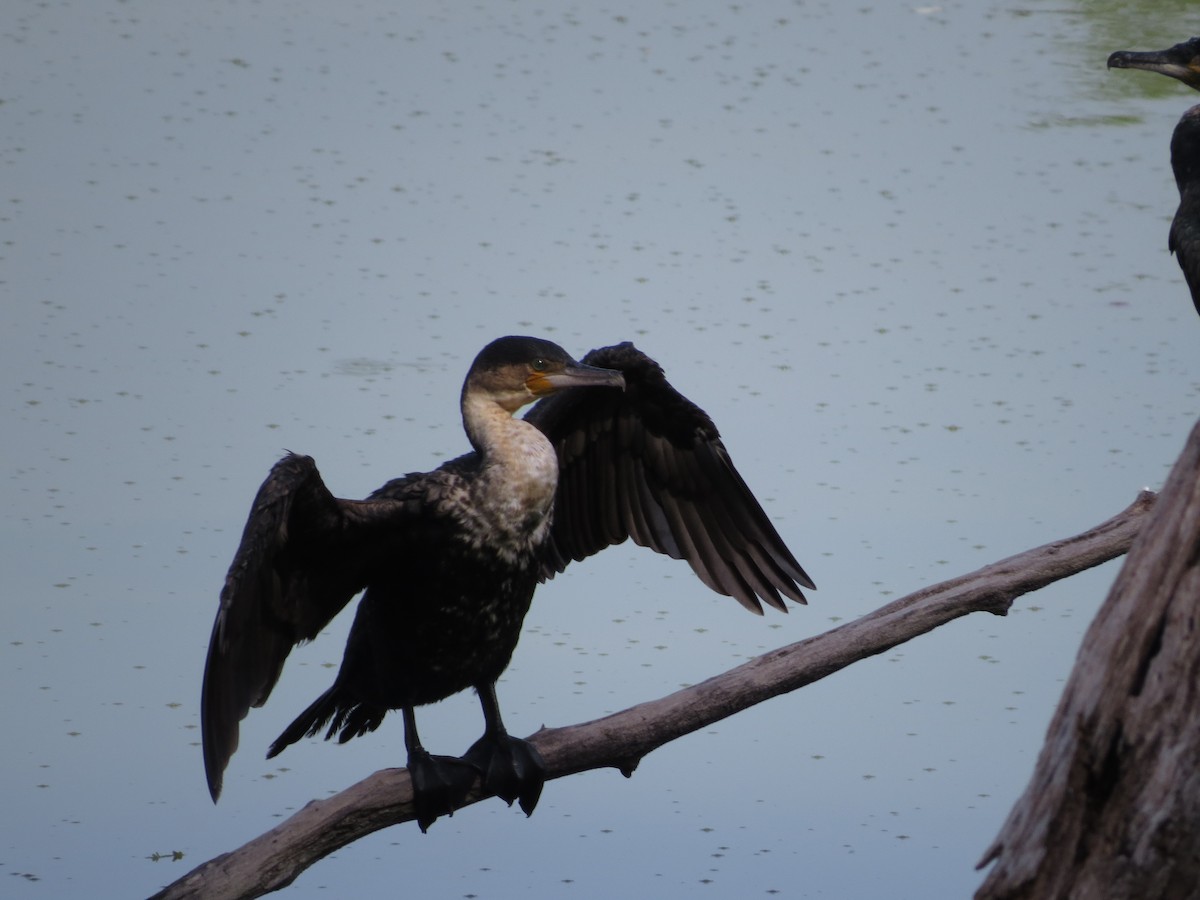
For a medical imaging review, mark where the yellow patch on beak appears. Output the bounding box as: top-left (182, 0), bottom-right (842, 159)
top-left (525, 372), bottom-right (553, 395)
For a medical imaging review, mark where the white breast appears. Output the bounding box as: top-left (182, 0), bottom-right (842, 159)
top-left (462, 417), bottom-right (559, 561)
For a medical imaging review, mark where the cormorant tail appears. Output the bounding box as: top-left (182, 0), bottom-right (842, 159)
top-left (266, 685), bottom-right (387, 759)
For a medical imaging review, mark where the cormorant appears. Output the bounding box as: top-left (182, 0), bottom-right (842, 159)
top-left (202, 336), bottom-right (814, 831)
top-left (1108, 37), bottom-right (1200, 317)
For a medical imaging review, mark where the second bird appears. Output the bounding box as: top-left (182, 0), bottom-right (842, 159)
top-left (1109, 37), bottom-right (1200, 318)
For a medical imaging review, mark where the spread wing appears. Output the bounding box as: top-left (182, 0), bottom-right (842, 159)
top-left (201, 452), bottom-right (449, 801)
top-left (524, 342), bottom-right (814, 615)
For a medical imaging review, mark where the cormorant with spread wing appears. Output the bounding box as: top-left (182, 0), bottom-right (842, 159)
top-left (202, 336), bottom-right (814, 831)
top-left (1109, 37), bottom-right (1200, 317)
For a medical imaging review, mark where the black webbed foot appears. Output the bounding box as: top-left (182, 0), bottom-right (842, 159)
top-left (407, 748), bottom-right (481, 833)
top-left (463, 731), bottom-right (546, 817)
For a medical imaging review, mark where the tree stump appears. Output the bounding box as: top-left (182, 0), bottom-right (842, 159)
top-left (977, 418), bottom-right (1200, 900)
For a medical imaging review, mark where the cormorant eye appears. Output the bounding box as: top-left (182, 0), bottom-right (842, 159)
top-left (531, 358), bottom-right (548, 372)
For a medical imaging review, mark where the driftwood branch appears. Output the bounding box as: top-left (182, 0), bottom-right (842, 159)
top-left (151, 490), bottom-right (1156, 900)
top-left (976, 419), bottom-right (1200, 899)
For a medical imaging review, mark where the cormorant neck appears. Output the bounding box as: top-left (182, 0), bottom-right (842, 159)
top-left (458, 385), bottom-right (559, 556)
top-left (461, 385), bottom-right (533, 459)
top-left (1172, 107), bottom-right (1200, 193)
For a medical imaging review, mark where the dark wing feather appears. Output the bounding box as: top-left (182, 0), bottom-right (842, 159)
top-left (201, 452), bottom-right (435, 801)
top-left (525, 342), bottom-right (814, 615)
top-left (1169, 187), bottom-right (1200, 317)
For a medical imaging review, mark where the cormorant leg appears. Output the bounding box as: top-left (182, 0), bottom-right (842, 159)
top-left (462, 682), bottom-right (546, 817)
top-left (403, 706), bottom-right (480, 832)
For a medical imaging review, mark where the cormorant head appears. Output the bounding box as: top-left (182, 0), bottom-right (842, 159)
top-left (464, 336), bottom-right (625, 414)
top-left (1108, 38), bottom-right (1200, 91)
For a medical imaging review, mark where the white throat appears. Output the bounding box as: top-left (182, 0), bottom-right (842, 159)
top-left (461, 393), bottom-right (560, 557)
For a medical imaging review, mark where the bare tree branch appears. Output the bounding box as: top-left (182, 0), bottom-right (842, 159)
top-left (977, 419), bottom-right (1200, 900)
top-left (150, 490), bottom-right (1156, 900)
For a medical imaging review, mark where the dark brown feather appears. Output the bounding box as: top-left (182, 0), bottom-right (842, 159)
top-left (201, 453), bottom-right (442, 800)
top-left (525, 342), bottom-right (814, 615)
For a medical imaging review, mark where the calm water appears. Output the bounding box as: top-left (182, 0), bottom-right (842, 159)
top-left (3, 2), bottom-right (1198, 897)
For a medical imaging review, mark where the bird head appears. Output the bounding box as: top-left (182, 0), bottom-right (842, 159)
top-left (464, 336), bottom-right (625, 414)
top-left (1109, 37), bottom-right (1200, 91)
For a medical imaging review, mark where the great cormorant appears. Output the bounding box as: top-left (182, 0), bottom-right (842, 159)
top-left (202, 336), bottom-right (814, 831)
top-left (1109, 38), bottom-right (1200, 317)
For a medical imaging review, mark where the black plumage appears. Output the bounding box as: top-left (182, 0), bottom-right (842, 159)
top-left (202, 336), bottom-right (814, 830)
top-left (1109, 37), bottom-right (1200, 317)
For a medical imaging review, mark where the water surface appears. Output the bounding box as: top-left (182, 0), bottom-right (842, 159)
top-left (3, 2), bottom-right (1198, 897)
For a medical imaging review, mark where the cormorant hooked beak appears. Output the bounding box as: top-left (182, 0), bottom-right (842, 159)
top-left (528, 361), bottom-right (625, 396)
top-left (1108, 39), bottom-right (1200, 91)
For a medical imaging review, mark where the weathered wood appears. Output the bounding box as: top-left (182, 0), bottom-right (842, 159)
top-left (977, 420), bottom-right (1200, 900)
top-left (149, 491), bottom-right (1155, 900)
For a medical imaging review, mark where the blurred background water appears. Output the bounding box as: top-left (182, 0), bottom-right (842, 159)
top-left (3, 1), bottom-right (1198, 897)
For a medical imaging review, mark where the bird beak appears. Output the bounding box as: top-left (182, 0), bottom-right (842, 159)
top-left (1107, 46), bottom-right (1200, 89)
top-left (534, 361), bottom-right (625, 395)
